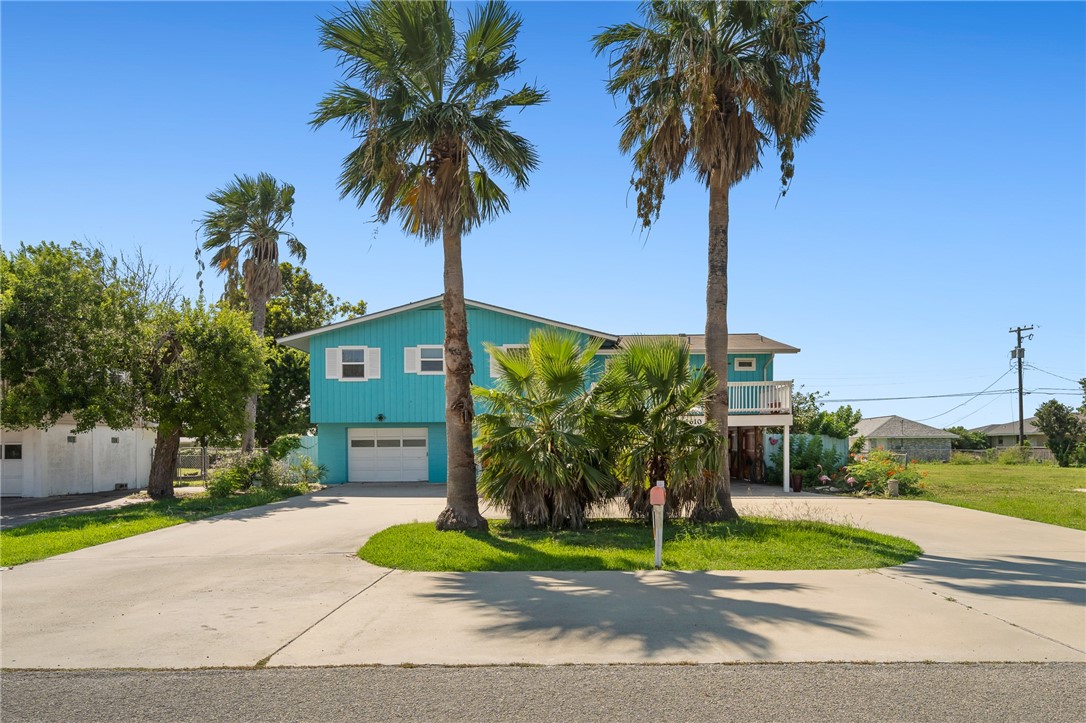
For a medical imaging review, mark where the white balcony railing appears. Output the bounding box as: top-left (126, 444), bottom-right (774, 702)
top-left (728, 381), bottom-right (793, 415)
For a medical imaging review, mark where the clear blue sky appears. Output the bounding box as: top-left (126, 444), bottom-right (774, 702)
top-left (3, 1), bottom-right (1084, 428)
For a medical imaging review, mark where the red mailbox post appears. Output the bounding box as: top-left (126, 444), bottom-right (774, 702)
top-left (650, 482), bottom-right (665, 569)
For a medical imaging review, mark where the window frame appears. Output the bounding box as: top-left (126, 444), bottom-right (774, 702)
top-left (733, 357), bottom-right (757, 372)
top-left (327, 345), bottom-right (380, 382)
top-left (416, 345), bottom-right (446, 375)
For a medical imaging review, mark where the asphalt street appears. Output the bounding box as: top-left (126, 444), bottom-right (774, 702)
top-left (3, 663), bottom-right (1084, 722)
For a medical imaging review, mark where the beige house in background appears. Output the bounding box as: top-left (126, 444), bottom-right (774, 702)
top-left (850, 415), bottom-right (959, 462)
top-left (970, 417), bottom-right (1047, 449)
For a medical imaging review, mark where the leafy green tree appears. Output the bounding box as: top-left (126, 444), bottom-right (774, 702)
top-left (789, 387), bottom-right (827, 434)
top-left (595, 338), bottom-right (725, 521)
top-left (809, 405), bottom-right (862, 439)
top-left (1033, 399), bottom-right (1085, 468)
top-left (1, 242), bottom-right (143, 432)
top-left (313, 0), bottom-right (546, 530)
top-left (257, 263), bottom-right (367, 446)
top-left (144, 303), bottom-right (266, 497)
top-left (1078, 378), bottom-right (1086, 415)
top-left (199, 172), bottom-right (306, 452)
top-left (474, 329), bottom-right (617, 529)
top-left (595, 1), bottom-right (825, 521)
top-left (944, 426), bottom-right (990, 451)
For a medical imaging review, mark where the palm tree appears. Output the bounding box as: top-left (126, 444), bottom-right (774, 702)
top-left (474, 329), bottom-right (618, 529)
top-left (594, 337), bottom-right (724, 520)
top-left (594, 1), bottom-right (824, 520)
top-left (199, 172), bottom-right (306, 452)
top-left (313, 0), bottom-right (546, 531)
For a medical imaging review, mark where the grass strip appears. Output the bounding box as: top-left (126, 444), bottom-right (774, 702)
top-left (359, 517), bottom-right (922, 572)
top-left (1, 488), bottom-right (302, 566)
top-left (917, 464), bottom-right (1086, 530)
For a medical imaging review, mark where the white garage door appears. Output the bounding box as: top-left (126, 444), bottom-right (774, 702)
top-left (348, 428), bottom-right (428, 482)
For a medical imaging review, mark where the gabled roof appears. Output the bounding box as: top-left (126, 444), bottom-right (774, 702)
top-left (853, 415), bottom-right (960, 440)
top-left (600, 334), bottom-right (799, 355)
top-left (278, 295), bottom-right (620, 353)
top-left (969, 417), bottom-right (1040, 436)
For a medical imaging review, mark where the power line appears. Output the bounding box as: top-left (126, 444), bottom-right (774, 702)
top-left (1025, 364), bottom-right (1084, 385)
top-left (824, 389), bottom-right (1015, 404)
top-left (915, 367), bottom-right (1017, 422)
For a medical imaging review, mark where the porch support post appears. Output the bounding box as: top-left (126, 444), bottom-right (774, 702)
top-left (783, 424), bottom-right (791, 493)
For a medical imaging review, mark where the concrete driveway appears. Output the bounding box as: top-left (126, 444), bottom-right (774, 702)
top-left (1, 485), bottom-right (1083, 668)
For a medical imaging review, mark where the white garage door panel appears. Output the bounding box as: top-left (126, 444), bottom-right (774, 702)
top-left (348, 428), bottom-right (428, 482)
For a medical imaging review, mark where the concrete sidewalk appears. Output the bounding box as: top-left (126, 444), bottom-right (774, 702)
top-left (2, 484), bottom-right (1083, 669)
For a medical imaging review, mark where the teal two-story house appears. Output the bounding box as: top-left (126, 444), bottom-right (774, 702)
top-left (278, 295), bottom-right (799, 487)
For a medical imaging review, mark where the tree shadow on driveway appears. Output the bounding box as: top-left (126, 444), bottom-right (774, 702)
top-left (417, 570), bottom-right (866, 659)
top-left (893, 554), bottom-right (1086, 605)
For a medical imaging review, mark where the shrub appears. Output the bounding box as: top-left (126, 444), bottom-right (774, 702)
top-left (207, 468), bottom-right (243, 498)
top-left (997, 445), bottom-right (1033, 465)
top-left (206, 450), bottom-right (290, 496)
top-left (288, 456), bottom-right (327, 493)
top-left (768, 435), bottom-right (844, 488)
top-left (949, 452), bottom-right (982, 465)
top-left (268, 434), bottom-right (303, 461)
top-left (845, 450), bottom-right (923, 496)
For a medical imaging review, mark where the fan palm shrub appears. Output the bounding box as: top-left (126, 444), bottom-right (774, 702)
top-left (474, 329), bottom-right (618, 530)
top-left (313, 0), bottom-right (546, 530)
top-left (594, 338), bottom-right (725, 521)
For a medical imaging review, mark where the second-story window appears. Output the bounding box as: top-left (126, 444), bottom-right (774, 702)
top-left (326, 346), bottom-right (381, 381)
top-left (419, 346), bottom-right (444, 373)
top-left (404, 345), bottom-right (445, 375)
top-left (341, 348), bottom-right (367, 379)
top-left (733, 357), bottom-right (756, 372)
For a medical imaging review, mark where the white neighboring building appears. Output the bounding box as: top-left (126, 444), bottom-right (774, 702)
top-left (0, 416), bottom-right (156, 497)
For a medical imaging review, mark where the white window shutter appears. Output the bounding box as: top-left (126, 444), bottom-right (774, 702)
top-left (489, 346), bottom-right (501, 378)
top-left (325, 347), bottom-right (341, 380)
top-left (366, 347), bottom-right (381, 379)
top-left (404, 346), bottom-right (419, 374)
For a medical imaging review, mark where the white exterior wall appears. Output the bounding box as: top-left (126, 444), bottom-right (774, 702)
top-left (0, 423), bottom-right (156, 498)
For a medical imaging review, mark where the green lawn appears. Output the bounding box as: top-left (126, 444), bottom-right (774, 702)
top-left (359, 518), bottom-right (922, 572)
top-left (0, 488), bottom-right (302, 566)
top-left (918, 463), bottom-right (1086, 530)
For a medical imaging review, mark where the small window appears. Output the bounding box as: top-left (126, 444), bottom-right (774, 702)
top-left (734, 358), bottom-right (756, 372)
top-left (341, 348), bottom-right (366, 379)
top-left (3, 444), bottom-right (22, 460)
top-left (419, 346), bottom-right (444, 374)
top-left (111, 436), bottom-right (120, 444)
top-left (67, 435), bottom-right (77, 444)
top-left (402, 438), bottom-right (426, 448)
top-left (351, 439), bottom-right (375, 448)
top-left (376, 439), bottom-right (400, 448)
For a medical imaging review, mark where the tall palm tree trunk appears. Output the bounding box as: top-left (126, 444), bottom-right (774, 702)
top-left (700, 172), bottom-right (740, 522)
top-left (436, 223), bottom-right (488, 531)
top-left (241, 296), bottom-right (268, 453)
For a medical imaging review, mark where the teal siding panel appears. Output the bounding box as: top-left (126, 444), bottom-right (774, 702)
top-left (428, 424), bottom-right (447, 483)
top-left (685, 353), bottom-right (773, 381)
top-left (310, 303), bottom-right (603, 424)
top-left (317, 424), bottom-right (348, 483)
top-left (311, 307), bottom-right (448, 424)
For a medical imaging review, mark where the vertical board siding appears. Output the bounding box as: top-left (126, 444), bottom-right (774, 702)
top-left (689, 353), bottom-right (774, 382)
top-left (310, 303), bottom-right (603, 425)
